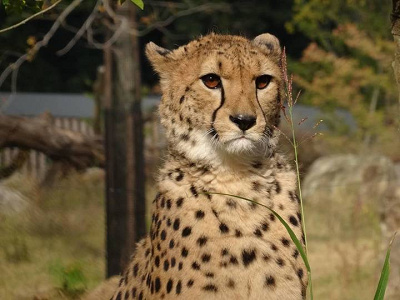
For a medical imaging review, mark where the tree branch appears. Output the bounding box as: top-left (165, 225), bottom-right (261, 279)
top-left (0, 0), bottom-right (83, 90)
top-left (0, 0), bottom-right (63, 34)
top-left (391, 0), bottom-right (400, 107)
top-left (0, 114), bottom-right (104, 170)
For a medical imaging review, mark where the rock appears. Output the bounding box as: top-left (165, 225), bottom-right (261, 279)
top-left (0, 184), bottom-right (30, 216)
top-left (303, 154), bottom-right (396, 204)
top-left (303, 154), bottom-right (400, 299)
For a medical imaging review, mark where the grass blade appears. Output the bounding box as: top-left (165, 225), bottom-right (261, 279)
top-left (374, 232), bottom-right (397, 300)
top-left (208, 192), bottom-right (311, 273)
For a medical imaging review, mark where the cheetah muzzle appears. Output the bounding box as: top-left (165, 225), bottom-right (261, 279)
top-left (111, 33), bottom-right (308, 300)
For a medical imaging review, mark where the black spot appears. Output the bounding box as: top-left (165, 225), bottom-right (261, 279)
top-left (179, 96), bottom-right (185, 104)
top-left (195, 210), bottom-right (205, 219)
top-left (235, 229), bottom-right (242, 237)
top-left (219, 223), bottom-right (229, 233)
top-left (169, 239), bottom-right (175, 249)
top-left (115, 292), bottom-right (122, 300)
top-left (173, 218), bottom-right (180, 231)
top-left (197, 236), bottom-right (208, 247)
top-left (227, 279), bottom-right (235, 288)
top-left (201, 253), bottom-right (211, 262)
top-left (226, 198), bottom-right (237, 208)
top-left (221, 248), bottom-right (229, 256)
top-left (161, 198), bottom-right (165, 208)
top-left (155, 256), bottom-right (160, 267)
top-left (163, 260), bottom-right (169, 271)
top-left (205, 272), bottom-right (214, 278)
top-left (252, 161), bottom-right (262, 169)
top-left (171, 257), bottom-right (176, 267)
top-left (161, 230), bottom-right (167, 240)
top-left (182, 226), bottom-right (192, 237)
top-left (276, 258), bottom-right (285, 267)
top-left (293, 249), bottom-right (299, 259)
top-left (297, 268), bottom-right (304, 279)
top-left (289, 215), bottom-right (299, 226)
top-left (261, 222), bottom-right (269, 231)
top-left (279, 204), bottom-right (284, 210)
top-left (202, 284), bottom-right (218, 292)
top-left (263, 254), bottom-right (271, 261)
top-left (187, 279), bottom-right (194, 287)
top-left (181, 247), bottom-right (189, 257)
top-left (252, 181), bottom-right (262, 191)
top-left (190, 185), bottom-right (198, 197)
top-left (242, 249), bottom-right (256, 267)
top-left (166, 218), bottom-right (172, 227)
top-left (270, 213), bottom-right (276, 221)
top-left (281, 238), bottom-right (290, 247)
top-left (133, 263), bottom-right (139, 277)
top-left (275, 181), bottom-right (281, 193)
top-left (166, 199), bottom-right (172, 209)
top-left (138, 291), bottom-right (143, 300)
top-left (176, 280), bottom-right (182, 294)
top-left (176, 172), bottom-right (184, 181)
top-left (180, 133), bottom-right (190, 141)
top-left (212, 209), bottom-right (219, 218)
top-left (155, 277), bottom-right (161, 293)
top-left (176, 197), bottom-right (184, 207)
top-left (192, 261), bottom-right (200, 270)
top-left (254, 228), bottom-right (263, 237)
top-left (271, 244), bottom-right (278, 251)
top-left (166, 279), bottom-right (173, 293)
top-left (230, 255), bottom-right (238, 265)
top-left (265, 275), bottom-right (276, 288)
top-left (178, 262), bottom-right (183, 270)
top-left (132, 287), bottom-right (137, 297)
top-left (289, 191), bottom-right (299, 203)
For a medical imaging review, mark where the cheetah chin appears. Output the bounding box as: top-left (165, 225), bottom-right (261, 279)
top-left (111, 33), bottom-right (307, 300)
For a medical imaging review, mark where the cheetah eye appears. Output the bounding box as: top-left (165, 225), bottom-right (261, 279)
top-left (255, 75), bottom-right (272, 90)
top-left (201, 73), bottom-right (221, 89)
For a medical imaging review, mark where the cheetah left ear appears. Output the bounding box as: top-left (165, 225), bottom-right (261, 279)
top-left (146, 42), bottom-right (173, 75)
top-left (252, 33), bottom-right (282, 57)
top-left (146, 42), bottom-right (187, 76)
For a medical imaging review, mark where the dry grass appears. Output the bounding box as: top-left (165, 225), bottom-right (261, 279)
top-left (0, 171), bottom-right (385, 299)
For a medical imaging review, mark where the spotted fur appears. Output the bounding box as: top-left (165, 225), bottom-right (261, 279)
top-left (111, 33), bottom-right (307, 300)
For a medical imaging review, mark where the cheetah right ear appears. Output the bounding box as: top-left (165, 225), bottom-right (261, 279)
top-left (252, 33), bottom-right (281, 60)
top-left (146, 42), bottom-right (174, 75)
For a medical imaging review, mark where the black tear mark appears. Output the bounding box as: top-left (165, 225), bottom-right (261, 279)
top-left (209, 85), bottom-right (225, 136)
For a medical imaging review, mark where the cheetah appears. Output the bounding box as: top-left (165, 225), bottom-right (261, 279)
top-left (111, 33), bottom-right (307, 300)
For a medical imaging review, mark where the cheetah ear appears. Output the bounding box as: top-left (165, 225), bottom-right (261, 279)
top-left (145, 42), bottom-right (173, 75)
top-left (252, 33), bottom-right (281, 57)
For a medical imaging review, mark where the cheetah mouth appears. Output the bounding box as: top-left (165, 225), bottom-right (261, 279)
top-left (222, 134), bottom-right (267, 155)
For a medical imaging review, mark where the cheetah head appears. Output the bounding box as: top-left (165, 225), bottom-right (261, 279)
top-left (146, 33), bottom-right (283, 165)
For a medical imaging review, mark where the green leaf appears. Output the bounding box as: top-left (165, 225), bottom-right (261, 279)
top-left (130, 0), bottom-right (144, 10)
top-left (208, 192), bottom-right (311, 274)
top-left (374, 232), bottom-right (397, 300)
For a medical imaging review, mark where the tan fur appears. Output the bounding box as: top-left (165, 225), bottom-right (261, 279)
top-left (111, 33), bottom-right (307, 300)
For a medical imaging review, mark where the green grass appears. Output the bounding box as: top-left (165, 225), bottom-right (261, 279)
top-left (0, 166), bottom-right (393, 299)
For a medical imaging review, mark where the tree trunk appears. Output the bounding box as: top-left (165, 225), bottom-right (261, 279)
top-left (104, 1), bottom-right (146, 277)
top-left (0, 114), bottom-right (104, 170)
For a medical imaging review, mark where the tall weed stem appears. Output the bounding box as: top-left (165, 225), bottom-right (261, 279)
top-left (281, 49), bottom-right (313, 299)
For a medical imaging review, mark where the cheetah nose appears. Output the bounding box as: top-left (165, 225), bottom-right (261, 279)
top-left (229, 114), bottom-right (257, 131)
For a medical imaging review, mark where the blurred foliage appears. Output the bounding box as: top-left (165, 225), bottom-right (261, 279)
top-left (0, 0), bottom-right (398, 158)
top-left (288, 0), bottom-right (397, 156)
top-left (49, 261), bottom-right (88, 297)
